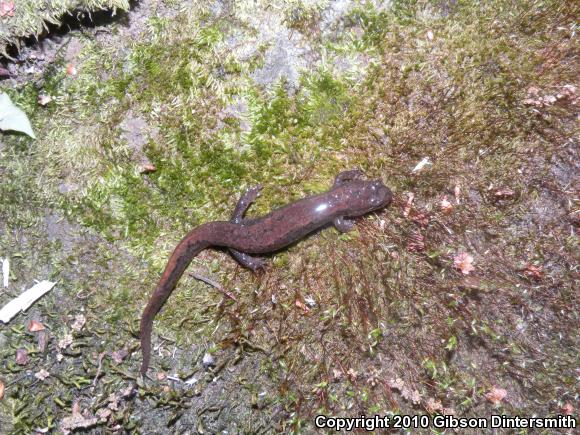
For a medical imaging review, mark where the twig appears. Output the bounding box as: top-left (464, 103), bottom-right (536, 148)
top-left (190, 272), bottom-right (237, 301)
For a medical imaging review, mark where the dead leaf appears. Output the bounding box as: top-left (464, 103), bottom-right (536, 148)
top-left (425, 397), bottom-right (443, 413)
top-left (407, 230), bottom-right (425, 252)
top-left (28, 320), bottom-right (45, 332)
top-left (65, 64), bottom-right (77, 76)
top-left (561, 402), bottom-right (574, 415)
top-left (494, 188), bottom-right (515, 199)
top-left (523, 264), bottom-right (543, 280)
top-left (15, 348), bottom-right (29, 365)
top-left (295, 298), bottom-right (310, 313)
top-left (454, 252), bottom-right (474, 275)
top-left (38, 94), bottom-right (52, 106)
top-left (401, 387), bottom-right (421, 404)
top-left (139, 164), bottom-right (157, 174)
top-left (388, 378), bottom-right (405, 390)
top-left (485, 386), bottom-right (507, 405)
top-left (440, 196), bottom-right (453, 214)
top-left (0, 1), bottom-right (15, 17)
top-left (346, 368), bottom-right (358, 381)
top-left (411, 212), bottom-right (429, 227)
top-left (60, 401), bottom-right (101, 434)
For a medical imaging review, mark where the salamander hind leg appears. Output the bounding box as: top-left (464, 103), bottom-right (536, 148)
top-left (230, 249), bottom-right (267, 272)
top-left (334, 169), bottom-right (365, 186)
top-left (334, 216), bottom-right (356, 232)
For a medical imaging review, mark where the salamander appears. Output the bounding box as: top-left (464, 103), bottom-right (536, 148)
top-left (140, 170), bottom-right (393, 375)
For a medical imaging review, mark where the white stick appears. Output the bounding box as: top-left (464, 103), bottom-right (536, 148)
top-left (0, 280), bottom-right (56, 323)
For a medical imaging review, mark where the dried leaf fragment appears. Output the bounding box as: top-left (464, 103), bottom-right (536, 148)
top-left (425, 397), bottom-right (443, 413)
top-left (28, 320), bottom-right (45, 332)
top-left (454, 252), bottom-right (474, 275)
top-left (411, 212), bottom-right (429, 227)
top-left (485, 386), bottom-right (507, 405)
top-left (407, 230), bottom-right (425, 252)
top-left (65, 64), bottom-right (77, 76)
top-left (295, 298), bottom-right (310, 313)
top-left (15, 348), bottom-right (29, 365)
top-left (0, 1), bottom-right (15, 17)
top-left (494, 188), bottom-right (515, 200)
top-left (60, 402), bottom-right (100, 434)
top-left (139, 163), bottom-right (157, 174)
top-left (561, 402), bottom-right (574, 415)
top-left (38, 94), bottom-right (52, 106)
top-left (523, 264), bottom-right (543, 280)
top-left (388, 378), bottom-right (405, 390)
top-left (440, 196), bottom-right (453, 214)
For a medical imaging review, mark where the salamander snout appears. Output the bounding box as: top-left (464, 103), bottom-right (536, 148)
top-left (367, 180), bottom-right (393, 209)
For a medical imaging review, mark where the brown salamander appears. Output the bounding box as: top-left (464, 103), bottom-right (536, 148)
top-left (140, 170), bottom-right (392, 375)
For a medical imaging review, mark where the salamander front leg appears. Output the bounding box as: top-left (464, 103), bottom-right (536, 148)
top-left (231, 184), bottom-right (263, 224)
top-left (334, 169), bottom-right (365, 187)
top-left (230, 185), bottom-right (267, 271)
top-left (334, 216), bottom-right (356, 232)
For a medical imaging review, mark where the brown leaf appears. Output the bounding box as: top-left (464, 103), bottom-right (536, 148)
top-left (0, 1), bottom-right (15, 17)
top-left (561, 402), bottom-right (574, 415)
top-left (28, 320), bottom-right (45, 332)
top-left (295, 299), bottom-right (310, 313)
top-left (494, 188), bottom-right (515, 199)
top-left (523, 264), bottom-right (543, 280)
top-left (65, 64), bottom-right (77, 76)
top-left (407, 230), bottom-right (425, 252)
top-left (425, 397), bottom-right (443, 413)
top-left (454, 252), bottom-right (474, 275)
top-left (15, 348), bottom-right (29, 365)
top-left (411, 212), bottom-right (429, 227)
top-left (485, 386), bottom-right (507, 405)
top-left (440, 196), bottom-right (453, 214)
top-left (139, 163), bottom-right (157, 174)
top-left (38, 94), bottom-right (52, 106)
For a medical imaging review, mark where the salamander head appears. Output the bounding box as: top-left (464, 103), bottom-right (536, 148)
top-left (340, 179), bottom-right (393, 217)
